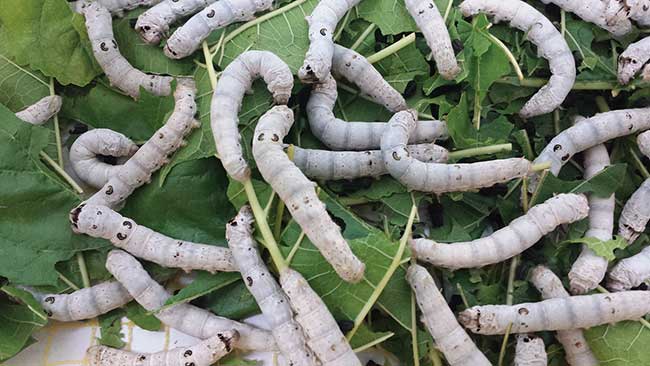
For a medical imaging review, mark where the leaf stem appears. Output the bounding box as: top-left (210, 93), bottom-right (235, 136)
top-left (531, 161), bottom-right (552, 172)
top-left (429, 347), bottom-right (443, 366)
top-left (630, 147), bottom-right (650, 179)
top-left (350, 23), bottom-right (377, 50)
top-left (57, 271), bottom-right (81, 291)
top-left (410, 291), bottom-right (420, 366)
top-left (334, 7), bottom-right (352, 42)
top-left (486, 32), bottom-right (524, 81)
top-left (202, 42), bottom-right (218, 90)
top-left (352, 332), bottom-right (395, 353)
top-left (49, 78), bottom-right (64, 167)
top-left (77, 252), bottom-right (91, 288)
top-left (285, 230), bottom-right (306, 265)
top-left (346, 204), bottom-right (418, 340)
top-left (595, 95), bottom-right (610, 113)
top-left (497, 322), bottom-right (513, 366)
top-left (448, 143), bottom-right (512, 160)
top-left (496, 77), bottom-right (619, 90)
top-left (338, 196), bottom-right (370, 206)
top-left (40, 151), bottom-right (84, 194)
top-left (367, 33), bottom-right (416, 64)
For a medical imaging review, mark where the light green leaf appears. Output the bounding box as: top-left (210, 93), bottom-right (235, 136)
top-left (585, 321), bottom-right (650, 365)
top-left (375, 43), bottom-right (429, 93)
top-left (1, 286), bottom-right (48, 323)
top-left (349, 323), bottom-right (394, 352)
top-left (0, 300), bottom-right (48, 361)
top-left (98, 308), bottom-right (126, 348)
top-left (563, 236), bottom-right (628, 261)
top-left (162, 271), bottom-right (240, 309)
top-left (0, 55), bottom-right (50, 112)
top-left (357, 0), bottom-right (417, 35)
top-left (125, 302), bottom-right (161, 332)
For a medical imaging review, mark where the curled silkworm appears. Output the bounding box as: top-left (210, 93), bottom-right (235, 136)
top-left (226, 206), bottom-right (318, 366)
top-left (405, 0), bottom-right (461, 80)
top-left (71, 0), bottom-right (163, 16)
top-left (253, 106), bottom-right (365, 283)
top-left (87, 330), bottom-right (238, 366)
top-left (136, 0), bottom-right (218, 44)
top-left (381, 109), bottom-right (531, 193)
top-left (638, 130), bottom-right (650, 158)
top-left (458, 291), bottom-right (650, 334)
top-left (307, 75), bottom-right (448, 151)
top-left (331, 45), bottom-right (407, 112)
top-left (72, 204), bottom-right (236, 273)
top-left (26, 281), bottom-right (132, 322)
top-left (460, 0), bottom-right (576, 118)
top-left (14, 96), bottom-right (63, 125)
top-left (618, 36), bottom-right (650, 85)
top-left (608, 246), bottom-right (650, 291)
top-left (514, 334), bottom-right (547, 366)
top-left (69, 129), bottom-right (139, 189)
top-left (292, 143), bottom-right (449, 181)
top-left (530, 266), bottom-right (599, 366)
top-left (163, 0), bottom-right (273, 59)
top-left (407, 264), bottom-right (490, 366)
top-left (298, 0), bottom-right (361, 83)
top-left (211, 50), bottom-right (293, 182)
top-left (82, 1), bottom-right (173, 99)
top-left (280, 267), bottom-right (361, 366)
top-left (411, 193), bottom-right (589, 269)
top-left (538, 0), bottom-right (632, 36)
top-left (530, 108), bottom-right (650, 191)
top-left (106, 249), bottom-right (276, 351)
top-left (79, 79), bottom-right (198, 209)
top-left (619, 180), bottom-right (650, 243)
top-left (568, 131), bottom-right (614, 295)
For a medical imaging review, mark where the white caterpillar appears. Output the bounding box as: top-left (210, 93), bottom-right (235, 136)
top-left (298, 0), bottom-right (362, 83)
top-left (87, 330), bottom-right (238, 366)
top-left (71, 0), bottom-right (163, 16)
top-left (28, 281), bottom-right (132, 322)
top-left (80, 79), bottom-right (198, 209)
top-left (82, 1), bottom-right (174, 99)
top-left (331, 45), bottom-right (408, 112)
top-left (514, 334), bottom-right (547, 366)
top-left (458, 291), bottom-right (650, 334)
top-left (405, 0), bottom-right (461, 80)
top-left (135, 0), bottom-right (217, 44)
top-left (605, 0), bottom-right (650, 28)
top-left (211, 50), bottom-right (293, 182)
top-left (69, 129), bottom-right (139, 189)
top-left (292, 143), bottom-right (449, 181)
top-left (608, 246), bottom-right (650, 291)
top-left (71, 204), bottom-right (237, 273)
top-left (411, 194), bottom-right (589, 269)
top-left (308, 75), bottom-right (449, 151)
top-left (280, 267), bottom-right (361, 366)
top-left (163, 0), bottom-right (273, 59)
top-left (618, 36), bottom-right (650, 85)
top-left (638, 129), bottom-right (650, 157)
top-left (406, 264), bottom-right (491, 366)
top-left (252, 106), bottom-right (365, 283)
top-left (538, 0), bottom-right (632, 36)
top-left (381, 110), bottom-right (531, 193)
top-left (106, 249), bottom-right (277, 351)
top-left (14, 96), bottom-right (63, 126)
top-left (226, 206), bottom-right (319, 366)
top-left (460, 0), bottom-right (576, 118)
top-left (568, 125), bottom-right (614, 295)
top-left (530, 108), bottom-right (650, 191)
top-left (618, 133), bottom-right (650, 243)
top-left (530, 266), bottom-right (599, 366)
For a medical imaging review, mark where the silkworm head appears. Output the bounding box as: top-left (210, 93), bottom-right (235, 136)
top-left (74, 204), bottom-right (110, 237)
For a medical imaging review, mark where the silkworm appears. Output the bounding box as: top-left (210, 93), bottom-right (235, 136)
top-left (514, 334), bottom-right (547, 366)
top-left (618, 36), bottom-right (650, 84)
top-left (27, 281), bottom-right (132, 322)
top-left (71, 204), bottom-right (236, 273)
top-left (608, 246), bottom-right (650, 291)
top-left (381, 109), bottom-right (531, 193)
top-left (405, 0), bottom-right (461, 80)
top-left (298, 0), bottom-right (362, 83)
top-left (163, 0), bottom-right (273, 59)
top-left (252, 105), bottom-right (365, 283)
top-left (292, 143), bottom-right (449, 181)
top-left (530, 108), bottom-right (650, 191)
top-left (530, 266), bottom-right (599, 366)
top-left (331, 45), bottom-right (407, 112)
top-left (619, 180), bottom-right (650, 243)
top-left (80, 79), bottom-right (198, 209)
top-left (538, 0), bottom-right (632, 36)
top-left (87, 330), bottom-right (238, 366)
top-left (460, 0), bottom-right (576, 118)
top-left (568, 132), bottom-right (614, 295)
top-left (307, 75), bottom-right (449, 151)
top-left (411, 193), bottom-right (589, 269)
top-left (106, 249), bottom-right (277, 351)
top-left (82, 1), bottom-right (173, 99)
top-left (458, 291), bottom-right (650, 334)
top-left (14, 96), bottom-right (63, 125)
top-left (407, 264), bottom-right (491, 366)
top-left (638, 130), bottom-right (650, 158)
top-left (71, 0), bottom-right (163, 16)
top-left (605, 0), bottom-right (650, 28)
top-left (69, 129), bottom-right (139, 189)
top-left (135, 0), bottom-right (217, 44)
top-left (280, 267), bottom-right (361, 366)
top-left (226, 206), bottom-right (319, 366)
top-left (211, 50), bottom-right (293, 182)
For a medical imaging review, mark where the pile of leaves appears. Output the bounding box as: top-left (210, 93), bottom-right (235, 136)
top-left (1, 0), bottom-right (650, 364)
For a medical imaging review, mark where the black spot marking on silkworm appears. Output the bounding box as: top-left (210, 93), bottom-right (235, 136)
top-left (122, 221), bottom-right (132, 229)
top-left (246, 276), bottom-right (253, 286)
top-left (392, 151), bottom-right (401, 160)
top-left (138, 355), bottom-right (146, 361)
top-left (105, 185), bottom-right (114, 195)
top-left (158, 132), bottom-right (165, 139)
top-left (45, 310), bottom-right (53, 317)
top-left (117, 233), bottom-right (127, 240)
top-left (92, 225), bottom-right (98, 230)
top-left (69, 204), bottom-right (85, 227)
top-left (518, 307), bottom-right (529, 315)
top-left (100, 42), bottom-right (108, 51)
top-left (320, 28), bottom-right (327, 36)
top-left (207, 9), bottom-right (215, 17)
top-left (418, 9), bottom-right (425, 15)
top-left (44, 296), bottom-right (55, 304)
top-left (271, 134), bottom-right (279, 142)
top-left (178, 241), bottom-right (184, 246)
top-left (111, 40), bottom-right (117, 49)
top-left (553, 144), bottom-right (562, 152)
top-left (183, 350), bottom-right (192, 357)
top-left (217, 333), bottom-right (232, 352)
top-left (257, 133), bottom-right (265, 141)
top-left (185, 363), bottom-right (195, 366)
top-left (629, 124), bottom-right (634, 130)
top-left (561, 153), bottom-right (570, 161)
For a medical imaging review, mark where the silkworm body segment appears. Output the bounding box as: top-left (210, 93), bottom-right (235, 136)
top-left (15, 96), bottom-right (63, 125)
